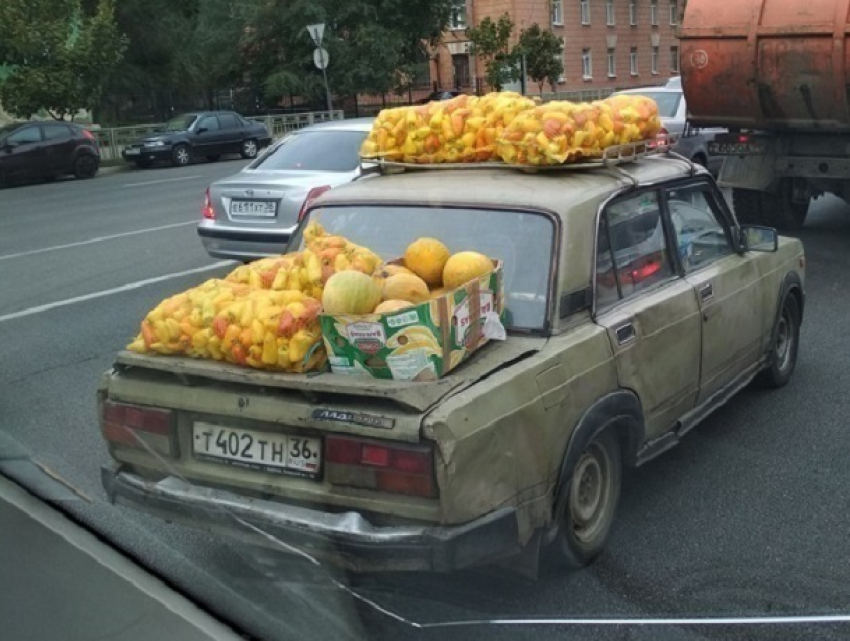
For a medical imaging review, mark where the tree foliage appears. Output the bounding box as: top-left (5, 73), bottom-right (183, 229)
top-left (0, 0), bottom-right (126, 120)
top-left (517, 24), bottom-right (564, 94)
top-left (466, 13), bottom-right (518, 91)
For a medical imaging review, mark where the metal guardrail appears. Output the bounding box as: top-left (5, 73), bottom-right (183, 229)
top-left (89, 110), bottom-right (344, 161)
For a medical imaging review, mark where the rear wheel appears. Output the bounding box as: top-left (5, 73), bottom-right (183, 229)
top-left (548, 428), bottom-right (622, 569)
top-left (692, 153), bottom-right (707, 168)
top-left (73, 154), bottom-right (98, 179)
top-left (240, 138), bottom-right (258, 159)
top-left (171, 144), bottom-right (191, 167)
top-left (756, 293), bottom-right (801, 388)
top-left (732, 182), bottom-right (808, 232)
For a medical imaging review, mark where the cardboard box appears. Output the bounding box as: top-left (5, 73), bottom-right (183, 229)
top-left (320, 261), bottom-right (505, 381)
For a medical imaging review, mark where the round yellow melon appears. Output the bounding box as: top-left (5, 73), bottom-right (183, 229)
top-left (442, 251), bottom-right (493, 289)
top-left (381, 273), bottom-right (430, 304)
top-left (404, 238), bottom-right (451, 287)
top-left (322, 271), bottom-right (382, 315)
top-left (374, 299), bottom-right (413, 314)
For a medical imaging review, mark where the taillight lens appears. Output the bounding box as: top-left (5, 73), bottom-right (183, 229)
top-left (100, 400), bottom-right (176, 457)
top-left (297, 185), bottom-right (331, 221)
top-left (325, 436), bottom-right (436, 498)
top-left (202, 188), bottom-right (215, 219)
top-left (82, 129), bottom-right (96, 141)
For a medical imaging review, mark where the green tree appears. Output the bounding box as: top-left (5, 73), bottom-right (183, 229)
top-left (466, 13), bottom-right (518, 91)
top-left (0, 0), bottom-right (126, 120)
top-left (517, 24), bottom-right (563, 94)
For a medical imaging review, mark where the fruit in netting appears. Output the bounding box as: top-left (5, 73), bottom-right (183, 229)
top-left (374, 300), bottom-right (414, 314)
top-left (380, 273), bottom-right (430, 304)
top-left (322, 271), bottom-right (382, 315)
top-left (442, 252), bottom-right (494, 289)
top-left (403, 237), bottom-right (450, 287)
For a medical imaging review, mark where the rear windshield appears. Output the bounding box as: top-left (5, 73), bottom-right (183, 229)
top-left (252, 130), bottom-right (367, 171)
top-left (294, 205), bottom-right (555, 331)
top-left (624, 91), bottom-right (682, 118)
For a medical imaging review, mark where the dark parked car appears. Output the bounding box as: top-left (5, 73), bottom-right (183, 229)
top-left (417, 90), bottom-right (464, 104)
top-left (122, 111), bottom-right (272, 168)
top-left (0, 121), bottom-right (100, 186)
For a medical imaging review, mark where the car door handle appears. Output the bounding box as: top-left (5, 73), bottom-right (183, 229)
top-left (615, 322), bottom-right (636, 345)
top-left (699, 283), bottom-right (714, 302)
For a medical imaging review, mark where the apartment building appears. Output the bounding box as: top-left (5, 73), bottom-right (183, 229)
top-left (430, 0), bottom-right (681, 94)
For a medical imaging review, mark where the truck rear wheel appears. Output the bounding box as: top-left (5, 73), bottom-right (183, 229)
top-left (733, 183), bottom-right (808, 233)
top-left (732, 188), bottom-right (766, 226)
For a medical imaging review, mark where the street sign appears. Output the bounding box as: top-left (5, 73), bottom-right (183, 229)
top-left (313, 47), bottom-right (329, 70)
top-left (306, 23), bottom-right (325, 46)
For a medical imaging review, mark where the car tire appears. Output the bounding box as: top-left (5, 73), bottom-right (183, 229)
top-left (548, 428), bottom-right (622, 569)
top-left (171, 144), bottom-right (191, 167)
top-left (73, 154), bottom-right (99, 179)
top-left (240, 138), bottom-right (258, 159)
top-left (207, 154), bottom-right (221, 162)
top-left (756, 293), bottom-right (801, 389)
top-left (732, 188), bottom-right (767, 226)
top-left (692, 153), bottom-right (707, 168)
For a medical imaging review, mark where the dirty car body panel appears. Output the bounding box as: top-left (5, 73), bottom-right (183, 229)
top-left (99, 157), bottom-right (805, 572)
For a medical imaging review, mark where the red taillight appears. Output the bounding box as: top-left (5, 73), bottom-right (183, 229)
top-left (630, 260), bottom-right (662, 283)
top-left (738, 134), bottom-right (750, 143)
top-left (202, 188), bottom-right (215, 220)
top-left (297, 185), bottom-right (331, 221)
top-left (101, 400), bottom-right (175, 456)
top-left (82, 129), bottom-right (96, 141)
top-left (326, 436), bottom-right (436, 498)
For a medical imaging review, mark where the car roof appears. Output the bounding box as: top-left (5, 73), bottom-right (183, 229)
top-left (296, 118), bottom-right (375, 132)
top-left (616, 87), bottom-right (681, 95)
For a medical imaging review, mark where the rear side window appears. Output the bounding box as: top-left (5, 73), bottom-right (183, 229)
top-left (42, 124), bottom-right (74, 140)
top-left (595, 191), bottom-right (676, 312)
top-left (218, 113), bottom-right (240, 130)
top-left (7, 126), bottom-right (42, 144)
top-left (252, 130), bottom-right (367, 171)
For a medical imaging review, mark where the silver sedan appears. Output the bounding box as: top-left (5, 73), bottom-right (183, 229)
top-left (198, 118), bottom-right (374, 261)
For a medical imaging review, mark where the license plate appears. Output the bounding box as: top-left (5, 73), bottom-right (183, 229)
top-left (124, 148), bottom-right (141, 156)
top-left (192, 422), bottom-right (321, 478)
top-left (230, 200), bottom-right (277, 217)
top-left (708, 141), bottom-right (764, 156)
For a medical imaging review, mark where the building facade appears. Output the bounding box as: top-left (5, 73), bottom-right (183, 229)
top-left (430, 0), bottom-right (681, 95)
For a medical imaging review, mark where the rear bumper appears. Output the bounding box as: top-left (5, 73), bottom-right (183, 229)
top-left (197, 222), bottom-right (293, 260)
top-left (101, 465), bottom-right (520, 572)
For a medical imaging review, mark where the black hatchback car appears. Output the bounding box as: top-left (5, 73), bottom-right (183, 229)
top-left (122, 111), bottom-right (272, 168)
top-left (0, 121), bottom-right (100, 186)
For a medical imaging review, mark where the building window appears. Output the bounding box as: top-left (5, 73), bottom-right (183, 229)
top-left (630, 0), bottom-right (637, 25)
top-left (670, 45), bottom-right (679, 72)
top-left (556, 42), bottom-right (566, 82)
top-left (669, 0), bottom-right (678, 24)
top-left (607, 48), bottom-right (616, 77)
top-left (552, 0), bottom-right (564, 25)
top-left (606, 0), bottom-right (615, 25)
top-left (582, 48), bottom-right (593, 79)
top-left (450, 0), bottom-right (466, 29)
top-left (650, 0), bottom-right (658, 25)
top-left (651, 46), bottom-right (659, 74)
top-left (581, 0), bottom-right (591, 25)
top-left (630, 47), bottom-right (638, 75)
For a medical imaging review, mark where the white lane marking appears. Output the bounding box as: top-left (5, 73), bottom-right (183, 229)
top-left (419, 614), bottom-right (850, 629)
top-left (122, 175), bottom-right (203, 187)
top-left (0, 261), bottom-right (233, 324)
top-left (0, 221), bottom-right (198, 262)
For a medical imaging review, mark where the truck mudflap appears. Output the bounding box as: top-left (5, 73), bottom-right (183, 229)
top-left (101, 464), bottom-right (521, 573)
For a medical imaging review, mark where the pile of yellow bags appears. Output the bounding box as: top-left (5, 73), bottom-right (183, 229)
top-left (127, 223), bottom-right (381, 373)
top-left (360, 92), bottom-right (662, 167)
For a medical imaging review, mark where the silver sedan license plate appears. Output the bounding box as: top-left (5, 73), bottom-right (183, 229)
top-left (193, 422), bottom-right (321, 478)
top-left (230, 199), bottom-right (277, 217)
top-left (124, 148), bottom-right (141, 156)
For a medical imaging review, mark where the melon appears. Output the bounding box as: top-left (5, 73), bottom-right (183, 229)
top-left (404, 238), bottom-right (451, 287)
top-left (442, 252), bottom-right (493, 289)
top-left (374, 299), bottom-right (413, 314)
top-left (381, 273), bottom-right (430, 304)
top-left (322, 271), bottom-right (382, 315)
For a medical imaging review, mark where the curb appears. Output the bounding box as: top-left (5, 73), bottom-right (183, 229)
top-left (99, 164), bottom-right (130, 176)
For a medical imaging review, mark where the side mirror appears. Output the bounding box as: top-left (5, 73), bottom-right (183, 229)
top-left (196, 127), bottom-right (208, 134)
top-left (739, 225), bottom-right (778, 252)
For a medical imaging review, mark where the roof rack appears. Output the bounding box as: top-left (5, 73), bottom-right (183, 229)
top-left (360, 134), bottom-right (680, 175)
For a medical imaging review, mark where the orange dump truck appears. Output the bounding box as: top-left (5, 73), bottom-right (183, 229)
top-left (679, 0), bottom-right (850, 230)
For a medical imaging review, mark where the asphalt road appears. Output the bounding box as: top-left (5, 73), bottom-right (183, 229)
top-left (2, 162), bottom-right (850, 641)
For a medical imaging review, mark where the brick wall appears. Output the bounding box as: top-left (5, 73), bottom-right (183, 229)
top-left (430, 0), bottom-right (681, 95)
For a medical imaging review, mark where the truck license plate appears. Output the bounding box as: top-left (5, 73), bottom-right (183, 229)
top-left (708, 141), bottom-right (764, 156)
top-left (192, 422), bottom-right (321, 478)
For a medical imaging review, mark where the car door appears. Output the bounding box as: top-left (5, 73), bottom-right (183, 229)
top-left (665, 181), bottom-right (766, 405)
top-left (194, 115), bottom-right (226, 156)
top-left (217, 113), bottom-right (243, 155)
top-left (1, 125), bottom-right (45, 179)
top-left (40, 123), bottom-right (76, 174)
top-left (594, 189), bottom-right (702, 439)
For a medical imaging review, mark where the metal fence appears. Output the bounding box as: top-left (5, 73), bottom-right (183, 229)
top-left (89, 110), bottom-right (344, 161)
